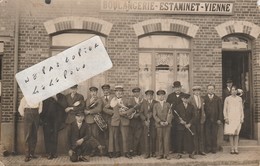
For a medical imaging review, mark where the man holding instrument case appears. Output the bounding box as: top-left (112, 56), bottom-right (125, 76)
top-left (175, 93), bottom-right (196, 159)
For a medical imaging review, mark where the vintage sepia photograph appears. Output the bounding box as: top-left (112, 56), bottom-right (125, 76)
top-left (0, 0), bottom-right (259, 165)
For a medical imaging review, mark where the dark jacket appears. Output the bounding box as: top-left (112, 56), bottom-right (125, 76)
top-left (166, 92), bottom-right (185, 110)
top-left (203, 94), bottom-right (223, 123)
top-left (175, 102), bottom-right (196, 131)
top-left (67, 121), bottom-right (91, 151)
top-left (65, 93), bottom-right (85, 124)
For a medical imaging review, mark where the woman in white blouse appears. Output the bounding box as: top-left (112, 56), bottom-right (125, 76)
top-left (223, 85), bottom-right (244, 154)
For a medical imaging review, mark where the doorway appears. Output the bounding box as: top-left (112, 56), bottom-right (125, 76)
top-left (222, 51), bottom-right (253, 139)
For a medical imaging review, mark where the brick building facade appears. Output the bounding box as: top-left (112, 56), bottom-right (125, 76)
top-left (0, 0), bottom-right (260, 154)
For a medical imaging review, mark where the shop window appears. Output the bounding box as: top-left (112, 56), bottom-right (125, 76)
top-left (51, 32), bottom-right (106, 98)
top-left (139, 34), bottom-right (191, 96)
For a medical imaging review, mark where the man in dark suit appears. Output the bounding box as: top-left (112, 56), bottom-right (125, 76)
top-left (65, 85), bottom-right (85, 124)
top-left (140, 90), bottom-right (158, 159)
top-left (166, 81), bottom-right (185, 153)
top-left (175, 93), bottom-right (196, 159)
top-left (128, 87), bottom-right (143, 156)
top-left (41, 93), bottom-right (67, 159)
top-left (189, 86), bottom-right (206, 156)
top-left (223, 79), bottom-right (233, 101)
top-left (68, 111), bottom-right (104, 162)
top-left (108, 86), bottom-right (133, 159)
top-left (204, 84), bottom-right (223, 153)
top-left (153, 90), bottom-right (173, 160)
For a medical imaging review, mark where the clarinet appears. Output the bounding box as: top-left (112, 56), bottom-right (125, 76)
top-left (173, 110), bottom-right (194, 135)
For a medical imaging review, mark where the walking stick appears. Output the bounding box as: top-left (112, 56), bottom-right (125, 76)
top-left (173, 110), bottom-right (194, 136)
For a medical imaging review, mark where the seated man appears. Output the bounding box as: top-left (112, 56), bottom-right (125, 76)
top-left (67, 111), bottom-right (104, 162)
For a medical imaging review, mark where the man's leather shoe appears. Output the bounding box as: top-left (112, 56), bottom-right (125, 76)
top-left (109, 152), bottom-right (114, 158)
top-left (212, 150), bottom-right (216, 154)
top-left (189, 154), bottom-right (196, 159)
top-left (79, 156), bottom-right (90, 162)
top-left (52, 154), bottom-right (58, 158)
top-left (176, 154), bottom-right (182, 159)
top-left (30, 154), bottom-right (38, 159)
top-left (165, 155), bottom-right (171, 160)
top-left (144, 154), bottom-right (149, 159)
top-left (115, 152), bottom-right (121, 158)
top-left (199, 152), bottom-right (206, 155)
top-left (156, 155), bottom-right (163, 159)
top-left (24, 157), bottom-right (31, 162)
top-left (47, 154), bottom-right (53, 160)
top-left (125, 153), bottom-right (132, 159)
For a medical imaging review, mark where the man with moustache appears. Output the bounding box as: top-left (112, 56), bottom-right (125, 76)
top-left (166, 81), bottom-right (185, 153)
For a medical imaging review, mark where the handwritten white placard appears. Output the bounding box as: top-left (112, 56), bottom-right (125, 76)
top-left (15, 36), bottom-right (113, 106)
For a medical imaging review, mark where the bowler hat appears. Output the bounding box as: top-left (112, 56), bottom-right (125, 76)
top-left (145, 90), bottom-right (154, 95)
top-left (173, 81), bottom-right (181, 88)
top-left (156, 90), bottom-right (166, 95)
top-left (181, 93), bottom-right (191, 99)
top-left (70, 84), bottom-right (78, 89)
top-left (132, 87), bottom-right (141, 93)
top-left (101, 84), bottom-right (110, 90)
top-left (89, 86), bottom-right (98, 91)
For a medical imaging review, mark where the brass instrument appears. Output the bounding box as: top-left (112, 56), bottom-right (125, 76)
top-left (118, 100), bottom-right (136, 119)
top-left (173, 110), bottom-right (194, 136)
top-left (86, 97), bottom-right (107, 131)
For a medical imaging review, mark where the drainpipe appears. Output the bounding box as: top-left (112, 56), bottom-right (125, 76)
top-left (12, 0), bottom-right (20, 155)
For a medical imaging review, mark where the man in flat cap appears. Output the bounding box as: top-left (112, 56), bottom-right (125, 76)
top-left (67, 110), bottom-right (104, 162)
top-left (223, 79), bottom-right (233, 101)
top-left (153, 90), bottom-right (173, 160)
top-left (166, 81), bottom-right (185, 153)
top-left (190, 86), bottom-right (206, 156)
top-left (65, 85), bottom-right (85, 124)
top-left (140, 90), bottom-right (158, 159)
top-left (84, 86), bottom-right (103, 156)
top-left (108, 86), bottom-right (133, 159)
top-left (101, 84), bottom-right (114, 156)
top-left (128, 87), bottom-right (144, 156)
top-left (175, 93), bottom-right (196, 159)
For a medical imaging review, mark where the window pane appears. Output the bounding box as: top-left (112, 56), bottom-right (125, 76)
top-left (155, 53), bottom-right (174, 95)
top-left (139, 53), bottom-right (153, 92)
top-left (52, 33), bottom-right (106, 47)
top-left (177, 53), bottom-right (189, 93)
top-left (139, 35), bottom-right (190, 49)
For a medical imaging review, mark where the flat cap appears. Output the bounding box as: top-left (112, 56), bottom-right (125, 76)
top-left (156, 90), bottom-right (166, 95)
top-left (89, 86), bottom-right (98, 91)
top-left (114, 85), bottom-right (124, 91)
top-left (145, 90), bottom-right (154, 95)
top-left (192, 86), bottom-right (202, 91)
top-left (132, 87), bottom-right (141, 93)
top-left (181, 93), bottom-right (191, 99)
top-left (101, 84), bottom-right (110, 90)
top-left (75, 110), bottom-right (85, 116)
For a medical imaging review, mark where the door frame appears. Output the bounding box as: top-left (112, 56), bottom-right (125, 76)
top-left (222, 50), bottom-right (254, 139)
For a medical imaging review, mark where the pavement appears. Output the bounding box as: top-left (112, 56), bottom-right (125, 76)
top-left (0, 149), bottom-right (260, 166)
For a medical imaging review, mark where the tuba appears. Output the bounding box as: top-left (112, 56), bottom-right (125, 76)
top-left (118, 100), bottom-right (136, 119)
top-left (86, 97), bottom-right (108, 131)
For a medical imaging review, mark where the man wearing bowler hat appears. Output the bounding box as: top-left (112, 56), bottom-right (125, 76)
top-left (153, 90), bottom-right (173, 160)
top-left (140, 90), bottom-right (158, 159)
top-left (84, 86), bottom-right (103, 156)
top-left (190, 86), bottom-right (206, 156)
top-left (128, 87), bottom-right (144, 156)
top-left (166, 81), bottom-right (185, 153)
top-left (65, 84), bottom-right (85, 124)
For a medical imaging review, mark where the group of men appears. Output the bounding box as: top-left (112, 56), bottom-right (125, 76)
top-left (18, 80), bottom-right (224, 162)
